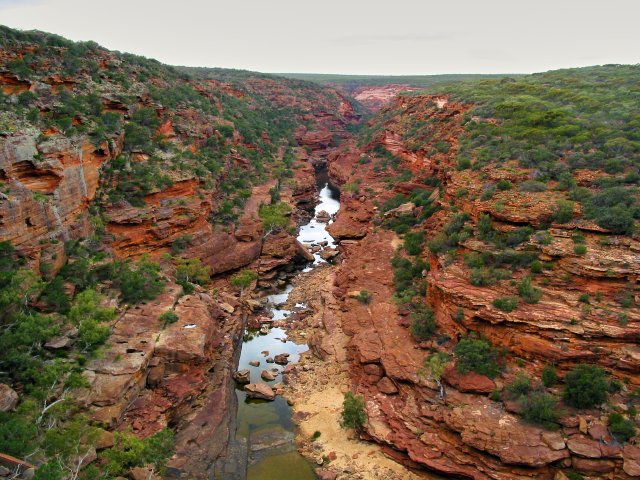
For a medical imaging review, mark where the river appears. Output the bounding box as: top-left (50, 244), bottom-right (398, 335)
top-left (233, 168), bottom-right (340, 479)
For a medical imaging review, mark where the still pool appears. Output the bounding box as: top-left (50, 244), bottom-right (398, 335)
top-left (232, 169), bottom-right (340, 479)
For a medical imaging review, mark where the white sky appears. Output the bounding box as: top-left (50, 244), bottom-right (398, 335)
top-left (1, 0), bottom-right (639, 75)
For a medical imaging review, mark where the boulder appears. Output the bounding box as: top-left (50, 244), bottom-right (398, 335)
top-left (377, 377), bottom-right (398, 395)
top-left (623, 445), bottom-right (640, 477)
top-left (245, 383), bottom-right (276, 401)
top-left (233, 369), bottom-right (251, 384)
top-left (274, 353), bottom-right (290, 365)
top-left (442, 366), bottom-right (495, 394)
top-left (130, 466), bottom-right (161, 480)
top-left (44, 335), bottom-right (74, 350)
top-left (0, 384), bottom-right (19, 412)
top-left (383, 202), bottom-right (415, 218)
top-left (319, 248), bottom-right (339, 261)
top-left (261, 370), bottom-right (276, 381)
top-left (248, 360), bottom-right (260, 367)
top-left (316, 210), bottom-right (331, 222)
top-left (316, 468), bottom-right (338, 480)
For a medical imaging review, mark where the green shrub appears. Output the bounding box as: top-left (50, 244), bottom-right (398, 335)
top-left (563, 364), bottom-right (609, 409)
top-left (403, 231), bottom-right (425, 256)
top-left (457, 156), bottom-right (471, 170)
top-left (170, 235), bottom-right (192, 254)
top-left (608, 413), bottom-right (636, 442)
top-left (101, 429), bottom-right (174, 477)
top-left (230, 269), bottom-right (258, 294)
top-left (259, 202), bottom-right (291, 235)
top-left (496, 180), bottom-right (512, 191)
top-left (519, 180), bottom-right (547, 192)
top-left (176, 258), bottom-right (211, 286)
top-left (351, 290), bottom-right (370, 305)
top-left (530, 260), bottom-right (543, 274)
top-left (517, 276), bottom-right (542, 304)
top-left (340, 392), bottom-right (367, 431)
top-left (542, 364), bottom-right (558, 387)
top-left (0, 410), bottom-right (38, 456)
top-left (574, 244), bottom-right (587, 255)
top-left (110, 258), bottom-right (165, 304)
top-left (159, 311), bottom-right (179, 326)
top-left (552, 200), bottom-right (575, 224)
top-left (69, 289), bottom-right (116, 351)
top-left (410, 303), bottom-right (436, 341)
top-left (454, 335), bottom-right (502, 378)
top-left (505, 373), bottom-right (532, 400)
top-left (520, 392), bottom-right (560, 429)
top-left (480, 185), bottom-right (496, 201)
top-left (470, 267), bottom-right (511, 286)
top-left (492, 296), bottom-right (518, 312)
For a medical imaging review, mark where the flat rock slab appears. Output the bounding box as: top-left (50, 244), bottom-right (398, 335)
top-left (245, 383), bottom-right (275, 401)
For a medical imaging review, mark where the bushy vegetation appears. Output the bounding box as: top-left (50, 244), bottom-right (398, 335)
top-left (454, 335), bottom-right (503, 378)
top-left (427, 213), bottom-right (470, 253)
top-left (410, 303), bottom-right (436, 341)
top-left (340, 392), bottom-right (367, 432)
top-left (563, 364), bottom-right (609, 409)
top-left (259, 202), bottom-right (291, 236)
top-left (520, 392), bottom-right (561, 429)
top-left (541, 364), bottom-right (558, 387)
top-left (608, 413), bottom-right (636, 442)
top-left (492, 296), bottom-right (519, 312)
top-left (0, 238), bottom-right (172, 477)
top-left (430, 65), bottom-right (640, 235)
top-left (230, 269), bottom-right (258, 295)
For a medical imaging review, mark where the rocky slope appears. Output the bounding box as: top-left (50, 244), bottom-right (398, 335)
top-left (2, 24), bottom-right (640, 480)
top-left (308, 68), bottom-right (640, 479)
top-left (0, 26), bottom-right (359, 478)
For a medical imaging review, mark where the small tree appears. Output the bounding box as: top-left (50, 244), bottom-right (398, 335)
top-left (552, 200), bottom-right (575, 224)
top-left (563, 364), bottom-right (609, 409)
top-left (175, 258), bottom-right (211, 286)
top-left (340, 392), bottom-right (367, 433)
top-left (505, 373), bottom-right (532, 400)
top-left (68, 289), bottom-right (116, 351)
top-left (424, 352), bottom-right (450, 399)
top-left (230, 269), bottom-right (258, 296)
top-left (259, 202), bottom-right (291, 238)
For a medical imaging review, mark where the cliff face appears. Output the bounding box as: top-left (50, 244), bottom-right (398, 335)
top-left (320, 82), bottom-right (640, 479)
top-left (3, 26), bottom-right (640, 480)
top-left (0, 27), bottom-right (359, 477)
top-left (0, 33), bottom-right (358, 279)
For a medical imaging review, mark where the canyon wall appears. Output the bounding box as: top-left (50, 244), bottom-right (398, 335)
top-left (318, 89), bottom-right (640, 479)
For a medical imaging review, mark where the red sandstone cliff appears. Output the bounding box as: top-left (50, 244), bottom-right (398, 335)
top-left (316, 94), bottom-right (640, 479)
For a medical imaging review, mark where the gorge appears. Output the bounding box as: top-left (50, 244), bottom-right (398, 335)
top-left (0, 24), bottom-right (639, 480)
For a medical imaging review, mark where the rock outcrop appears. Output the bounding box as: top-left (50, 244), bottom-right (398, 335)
top-left (311, 93), bottom-right (640, 479)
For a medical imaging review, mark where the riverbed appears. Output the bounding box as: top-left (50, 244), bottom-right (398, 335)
top-left (233, 169), bottom-right (340, 479)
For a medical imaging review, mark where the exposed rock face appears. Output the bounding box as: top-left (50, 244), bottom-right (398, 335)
top-left (0, 384), bottom-right (19, 412)
top-left (351, 84), bottom-right (418, 112)
top-left (0, 132), bottom-right (121, 275)
top-left (313, 94), bottom-right (640, 479)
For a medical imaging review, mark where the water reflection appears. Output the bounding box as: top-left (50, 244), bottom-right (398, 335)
top-left (232, 168), bottom-right (340, 479)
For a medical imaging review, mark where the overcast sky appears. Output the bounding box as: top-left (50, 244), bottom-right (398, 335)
top-left (1, 0), bottom-right (639, 75)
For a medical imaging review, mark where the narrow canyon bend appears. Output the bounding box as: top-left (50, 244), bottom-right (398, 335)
top-left (0, 26), bottom-right (639, 480)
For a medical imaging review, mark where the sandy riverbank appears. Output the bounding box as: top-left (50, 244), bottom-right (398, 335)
top-left (281, 264), bottom-right (426, 480)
